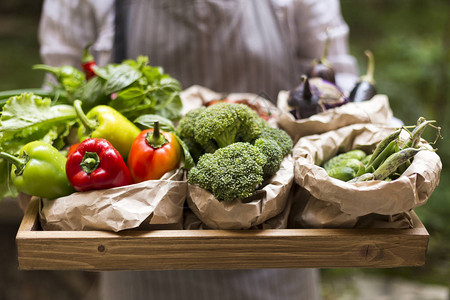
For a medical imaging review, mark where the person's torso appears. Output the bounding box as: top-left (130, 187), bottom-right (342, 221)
top-left (115, 0), bottom-right (299, 102)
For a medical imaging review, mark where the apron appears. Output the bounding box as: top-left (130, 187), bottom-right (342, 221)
top-left (114, 0), bottom-right (299, 102)
top-left (102, 1), bottom-right (320, 300)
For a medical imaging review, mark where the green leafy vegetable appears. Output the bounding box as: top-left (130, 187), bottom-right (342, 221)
top-left (0, 93), bottom-right (77, 154)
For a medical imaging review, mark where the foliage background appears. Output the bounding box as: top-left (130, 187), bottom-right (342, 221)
top-left (332, 0), bottom-right (450, 287)
top-left (0, 0), bottom-right (448, 298)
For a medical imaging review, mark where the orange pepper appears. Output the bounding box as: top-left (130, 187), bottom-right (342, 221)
top-left (127, 122), bottom-right (182, 182)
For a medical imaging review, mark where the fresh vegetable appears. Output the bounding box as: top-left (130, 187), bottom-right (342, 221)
top-left (33, 64), bottom-right (86, 99)
top-left (349, 50), bottom-right (377, 102)
top-left (0, 93), bottom-right (77, 155)
top-left (74, 99), bottom-right (140, 160)
top-left (81, 44), bottom-right (97, 80)
top-left (66, 138), bottom-right (134, 191)
top-left (306, 29), bottom-right (336, 83)
top-left (34, 56), bottom-right (183, 121)
top-left (0, 141), bottom-right (74, 199)
top-left (127, 121), bottom-right (182, 182)
top-left (254, 138), bottom-right (283, 178)
top-left (287, 75), bottom-right (348, 119)
top-left (188, 142), bottom-right (267, 201)
top-left (327, 166), bottom-right (356, 182)
top-left (256, 126), bottom-right (293, 157)
top-left (133, 114), bottom-right (195, 170)
top-left (372, 147), bottom-right (422, 180)
top-left (176, 102), bottom-right (265, 155)
top-left (323, 117), bottom-right (441, 182)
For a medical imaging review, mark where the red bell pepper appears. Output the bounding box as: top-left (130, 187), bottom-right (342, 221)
top-left (66, 138), bottom-right (134, 191)
top-left (127, 121), bottom-right (182, 182)
top-left (81, 44), bottom-right (97, 80)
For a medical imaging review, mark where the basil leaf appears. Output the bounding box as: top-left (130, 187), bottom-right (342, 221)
top-left (173, 133), bottom-right (195, 170)
top-left (134, 114), bottom-right (175, 132)
top-left (109, 87), bottom-right (146, 111)
top-left (104, 65), bottom-right (141, 94)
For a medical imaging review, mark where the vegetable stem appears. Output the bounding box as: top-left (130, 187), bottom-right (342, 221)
top-left (361, 50), bottom-right (375, 84)
top-left (0, 152), bottom-right (26, 175)
top-left (74, 99), bottom-right (96, 131)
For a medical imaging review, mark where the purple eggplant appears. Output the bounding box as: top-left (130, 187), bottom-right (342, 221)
top-left (287, 75), bottom-right (348, 119)
top-left (349, 50), bottom-right (377, 102)
top-left (307, 29), bottom-right (336, 84)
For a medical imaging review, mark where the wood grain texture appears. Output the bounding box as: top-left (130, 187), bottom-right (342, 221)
top-left (16, 198), bottom-right (429, 271)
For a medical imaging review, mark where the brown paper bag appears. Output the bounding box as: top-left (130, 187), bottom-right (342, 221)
top-left (290, 123), bottom-right (442, 228)
top-left (184, 186), bottom-right (295, 230)
top-left (40, 169), bottom-right (187, 232)
top-left (186, 156), bottom-right (294, 229)
top-left (277, 92), bottom-right (393, 144)
top-left (180, 85), bottom-right (279, 126)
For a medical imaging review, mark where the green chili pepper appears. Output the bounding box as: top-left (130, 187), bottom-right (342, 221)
top-left (74, 99), bottom-right (141, 160)
top-left (0, 141), bottom-right (74, 199)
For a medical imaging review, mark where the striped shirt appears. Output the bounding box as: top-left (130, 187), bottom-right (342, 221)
top-left (38, 1), bottom-right (357, 299)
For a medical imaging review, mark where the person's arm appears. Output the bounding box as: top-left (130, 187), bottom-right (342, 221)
top-left (38, 0), bottom-right (115, 68)
top-left (274, 0), bottom-right (358, 92)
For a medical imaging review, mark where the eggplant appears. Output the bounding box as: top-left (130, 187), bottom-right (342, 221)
top-left (287, 75), bottom-right (348, 119)
top-left (307, 29), bottom-right (336, 84)
top-left (349, 50), bottom-right (377, 102)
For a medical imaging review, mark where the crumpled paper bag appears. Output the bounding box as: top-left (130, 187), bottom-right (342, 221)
top-left (40, 169), bottom-right (187, 232)
top-left (290, 123), bottom-right (442, 228)
top-left (184, 185), bottom-right (295, 230)
top-left (277, 92), bottom-right (393, 144)
top-left (186, 156), bottom-right (294, 230)
top-left (180, 85), bottom-right (279, 127)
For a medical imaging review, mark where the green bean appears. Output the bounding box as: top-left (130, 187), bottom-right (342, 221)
top-left (367, 128), bottom-right (401, 166)
top-left (372, 148), bottom-right (422, 180)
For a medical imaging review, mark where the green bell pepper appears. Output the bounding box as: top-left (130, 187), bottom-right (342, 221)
top-left (74, 99), bottom-right (141, 160)
top-left (0, 141), bottom-right (74, 199)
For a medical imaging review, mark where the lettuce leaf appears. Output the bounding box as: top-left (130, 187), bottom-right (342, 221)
top-left (0, 93), bottom-right (77, 154)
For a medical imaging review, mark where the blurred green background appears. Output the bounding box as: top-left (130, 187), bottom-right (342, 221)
top-left (0, 0), bottom-right (448, 298)
top-left (335, 0), bottom-right (450, 289)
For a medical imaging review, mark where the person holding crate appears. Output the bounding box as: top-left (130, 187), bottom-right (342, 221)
top-left (38, 0), bottom-right (358, 299)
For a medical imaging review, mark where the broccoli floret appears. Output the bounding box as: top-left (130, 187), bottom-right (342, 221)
top-left (233, 103), bottom-right (265, 142)
top-left (254, 138), bottom-right (283, 178)
top-left (187, 142), bottom-right (267, 201)
top-left (257, 126), bottom-right (293, 157)
top-left (194, 103), bottom-right (238, 151)
top-left (176, 107), bottom-right (206, 161)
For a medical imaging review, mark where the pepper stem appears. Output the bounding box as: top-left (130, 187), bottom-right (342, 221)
top-left (0, 152), bottom-right (27, 175)
top-left (361, 50), bottom-right (375, 84)
top-left (146, 121), bottom-right (168, 149)
top-left (80, 152), bottom-right (100, 174)
top-left (74, 99), bottom-right (96, 132)
top-left (82, 43), bottom-right (95, 64)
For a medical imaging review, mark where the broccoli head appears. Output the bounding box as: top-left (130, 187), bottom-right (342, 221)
top-left (187, 142), bottom-right (267, 201)
top-left (254, 138), bottom-right (283, 178)
top-left (177, 102), bottom-right (265, 154)
top-left (257, 126), bottom-right (293, 157)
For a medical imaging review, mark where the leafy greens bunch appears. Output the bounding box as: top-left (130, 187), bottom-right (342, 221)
top-left (34, 56), bottom-right (183, 122)
top-left (177, 102), bottom-right (293, 201)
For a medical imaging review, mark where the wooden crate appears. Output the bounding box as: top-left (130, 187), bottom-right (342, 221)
top-left (16, 197), bottom-right (429, 271)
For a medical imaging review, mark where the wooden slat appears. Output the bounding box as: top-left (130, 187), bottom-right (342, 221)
top-left (16, 198), bottom-right (429, 271)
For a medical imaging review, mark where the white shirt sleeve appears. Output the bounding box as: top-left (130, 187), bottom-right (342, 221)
top-left (38, 0), bottom-right (115, 68)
